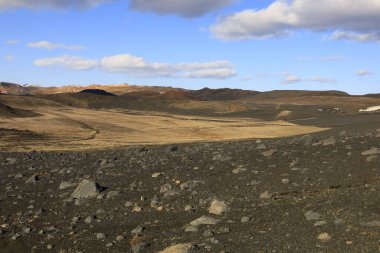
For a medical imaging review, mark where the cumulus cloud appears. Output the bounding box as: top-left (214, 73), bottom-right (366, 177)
top-left (101, 54), bottom-right (236, 79)
top-left (281, 74), bottom-right (336, 84)
top-left (34, 54), bottom-right (236, 79)
top-left (357, 69), bottom-right (373, 76)
top-left (34, 56), bottom-right (98, 70)
top-left (211, 0), bottom-right (380, 41)
top-left (282, 75), bottom-right (302, 84)
top-left (28, 41), bottom-right (85, 50)
top-left (0, 0), bottom-right (112, 10)
top-left (329, 31), bottom-right (380, 43)
top-left (130, 0), bottom-right (234, 18)
top-left (307, 77), bottom-right (336, 84)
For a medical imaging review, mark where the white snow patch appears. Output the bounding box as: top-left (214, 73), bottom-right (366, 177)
top-left (359, 106), bottom-right (380, 112)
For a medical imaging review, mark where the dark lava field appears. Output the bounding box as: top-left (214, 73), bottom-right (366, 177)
top-left (1, 129), bottom-right (380, 253)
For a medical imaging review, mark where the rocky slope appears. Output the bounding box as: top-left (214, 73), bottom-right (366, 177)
top-left (1, 130), bottom-right (380, 252)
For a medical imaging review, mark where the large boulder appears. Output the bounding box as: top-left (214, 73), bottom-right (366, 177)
top-left (71, 179), bottom-right (105, 199)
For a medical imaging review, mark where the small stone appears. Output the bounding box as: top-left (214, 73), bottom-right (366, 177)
top-left (84, 216), bottom-right (94, 224)
top-left (261, 149), bottom-right (277, 157)
top-left (314, 220), bottom-right (326, 226)
top-left (116, 235), bottom-right (124, 241)
top-left (96, 233), bottom-right (105, 240)
top-left (185, 226), bottom-right (199, 232)
top-left (14, 173), bottom-right (24, 179)
top-left (184, 205), bottom-right (193, 211)
top-left (241, 217), bottom-right (250, 223)
top-left (151, 172), bottom-right (164, 178)
top-left (131, 225), bottom-right (145, 235)
top-left (106, 243), bottom-right (113, 248)
top-left (11, 233), bottom-right (20, 240)
top-left (209, 199), bottom-right (229, 215)
top-left (304, 210), bottom-right (321, 221)
top-left (232, 166), bottom-right (246, 174)
top-left (362, 147), bottom-right (380, 156)
top-left (158, 243), bottom-right (197, 253)
top-left (132, 205), bottom-right (143, 213)
top-left (321, 137), bottom-right (336, 146)
top-left (47, 244), bottom-right (53, 249)
top-left (125, 201), bottom-right (133, 208)
top-left (190, 216), bottom-right (221, 227)
top-left (317, 232), bottom-right (331, 242)
top-left (260, 191), bottom-right (272, 199)
top-left (26, 174), bottom-right (39, 184)
top-left (281, 179), bottom-right (290, 184)
top-left (203, 229), bottom-right (214, 237)
top-left (106, 190), bottom-right (120, 199)
top-left (132, 242), bottom-right (150, 253)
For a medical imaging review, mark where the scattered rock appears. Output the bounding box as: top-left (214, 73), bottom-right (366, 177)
top-left (71, 179), bottom-right (105, 199)
top-left (106, 190), bottom-right (120, 199)
top-left (317, 232), bottom-right (331, 242)
top-left (152, 172), bottom-right (164, 178)
top-left (321, 137), bottom-right (336, 146)
top-left (26, 174), bottom-right (39, 184)
top-left (190, 216), bottom-right (220, 227)
top-left (304, 211), bottom-right (322, 221)
top-left (241, 216), bottom-right (250, 223)
top-left (260, 191), bottom-right (272, 199)
top-left (96, 233), bottom-right (105, 240)
top-left (262, 149), bottom-right (277, 157)
top-left (132, 242), bottom-right (150, 253)
top-left (158, 243), bottom-right (198, 253)
top-left (209, 199), bottom-right (229, 215)
top-left (362, 147), bottom-right (380, 156)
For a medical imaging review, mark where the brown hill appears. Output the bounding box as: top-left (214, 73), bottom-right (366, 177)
top-left (250, 90), bottom-right (349, 100)
top-left (0, 100), bottom-right (39, 117)
top-left (192, 87), bottom-right (259, 100)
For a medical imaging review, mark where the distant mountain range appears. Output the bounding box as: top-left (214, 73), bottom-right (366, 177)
top-left (0, 82), bottom-right (358, 101)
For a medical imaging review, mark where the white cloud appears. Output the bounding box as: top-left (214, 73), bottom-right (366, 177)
top-left (329, 31), bottom-right (380, 43)
top-left (101, 54), bottom-right (236, 79)
top-left (282, 75), bottom-right (302, 84)
top-left (296, 55), bottom-right (343, 62)
top-left (357, 69), bottom-right (373, 76)
top-left (34, 54), bottom-right (237, 79)
top-left (5, 54), bottom-right (15, 62)
top-left (281, 74), bottom-right (336, 84)
top-left (307, 77), bottom-right (336, 84)
top-left (28, 41), bottom-right (85, 50)
top-left (0, 0), bottom-right (111, 10)
top-left (34, 56), bottom-right (98, 70)
top-left (130, 0), bottom-right (234, 18)
top-left (6, 40), bottom-right (20, 45)
top-left (211, 0), bottom-right (380, 41)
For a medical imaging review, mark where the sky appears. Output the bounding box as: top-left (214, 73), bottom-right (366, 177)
top-left (0, 0), bottom-right (379, 94)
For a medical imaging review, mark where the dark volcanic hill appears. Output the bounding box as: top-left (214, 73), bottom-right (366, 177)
top-left (250, 90), bottom-right (349, 100)
top-left (80, 89), bottom-right (116, 96)
top-left (192, 87), bottom-right (259, 100)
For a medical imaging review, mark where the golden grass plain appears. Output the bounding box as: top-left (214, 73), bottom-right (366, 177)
top-left (0, 106), bottom-right (328, 152)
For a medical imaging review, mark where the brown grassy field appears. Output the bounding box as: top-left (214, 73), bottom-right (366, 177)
top-left (0, 106), bottom-right (327, 152)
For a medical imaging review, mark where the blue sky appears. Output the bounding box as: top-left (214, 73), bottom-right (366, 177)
top-left (0, 0), bottom-right (379, 94)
